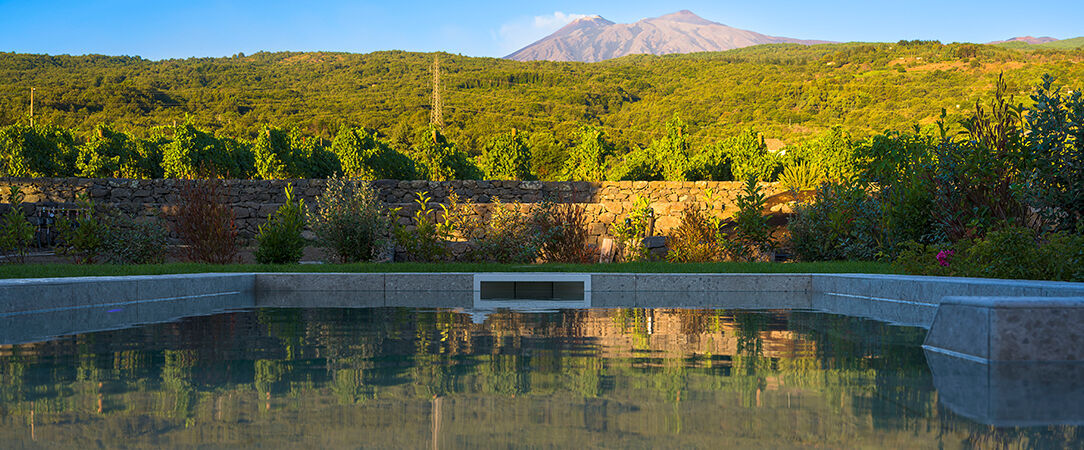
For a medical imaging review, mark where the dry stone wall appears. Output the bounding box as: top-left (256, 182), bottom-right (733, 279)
top-left (1, 178), bottom-right (786, 245)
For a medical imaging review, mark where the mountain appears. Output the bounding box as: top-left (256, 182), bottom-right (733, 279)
top-left (987, 36), bottom-right (1058, 45)
top-left (992, 36), bottom-right (1084, 50)
top-left (506, 10), bottom-right (831, 62)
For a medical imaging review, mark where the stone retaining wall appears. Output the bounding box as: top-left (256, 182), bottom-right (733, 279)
top-left (0, 177), bottom-right (786, 242)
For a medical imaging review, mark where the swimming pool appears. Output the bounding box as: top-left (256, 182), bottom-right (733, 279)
top-left (1, 273), bottom-right (1082, 448)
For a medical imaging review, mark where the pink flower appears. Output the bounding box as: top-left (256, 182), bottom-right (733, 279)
top-left (936, 250), bottom-right (955, 267)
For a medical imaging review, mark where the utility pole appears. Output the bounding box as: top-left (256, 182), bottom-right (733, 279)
top-left (29, 87), bottom-right (35, 127)
top-left (430, 55), bottom-right (443, 133)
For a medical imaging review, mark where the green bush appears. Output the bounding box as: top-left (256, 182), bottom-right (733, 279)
top-left (411, 127), bottom-right (481, 181)
top-left (479, 131), bottom-right (532, 180)
top-left (1022, 74), bottom-right (1084, 232)
top-left (788, 182), bottom-right (882, 261)
top-left (559, 125), bottom-right (612, 181)
top-left (56, 195), bottom-right (105, 264)
top-left (702, 128), bottom-right (779, 182)
top-left (894, 226), bottom-right (1084, 281)
top-left (0, 186), bottom-right (34, 263)
top-left (310, 177), bottom-right (389, 263)
top-left (331, 126), bottom-right (416, 180)
top-left (254, 184), bottom-right (307, 264)
top-left (609, 196), bottom-right (655, 262)
top-left (734, 178), bottom-right (773, 253)
top-left (458, 198), bottom-right (549, 264)
top-left (0, 124), bottom-right (78, 177)
top-left (101, 211), bottom-right (169, 264)
top-left (392, 191), bottom-right (452, 262)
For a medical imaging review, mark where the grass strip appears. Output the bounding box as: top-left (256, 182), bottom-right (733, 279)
top-left (0, 261), bottom-right (897, 279)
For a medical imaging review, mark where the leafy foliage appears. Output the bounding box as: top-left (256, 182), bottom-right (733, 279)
top-left (609, 196), bottom-right (655, 262)
top-left (392, 192), bottom-right (450, 262)
top-left (0, 124), bottom-right (77, 177)
top-left (56, 195), bottom-right (105, 264)
top-left (254, 184), bottom-right (307, 264)
top-left (411, 127), bottom-right (481, 181)
top-left (559, 126), bottom-right (612, 181)
top-left (173, 179), bottom-right (239, 264)
top-left (310, 177), bottom-right (389, 263)
top-left (733, 178), bottom-right (773, 253)
top-left (1022, 74), bottom-right (1084, 231)
top-left (459, 198), bottom-right (549, 263)
top-left (331, 126), bottom-right (416, 180)
top-left (0, 186), bottom-right (34, 263)
top-left (537, 203), bottom-right (594, 263)
top-left (479, 131), bottom-right (532, 180)
top-left (163, 122), bottom-right (253, 179)
top-left (100, 211), bottom-right (168, 264)
top-left (787, 182), bottom-right (882, 261)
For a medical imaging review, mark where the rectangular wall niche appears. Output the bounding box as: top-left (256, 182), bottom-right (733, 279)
top-left (479, 281), bottom-right (584, 300)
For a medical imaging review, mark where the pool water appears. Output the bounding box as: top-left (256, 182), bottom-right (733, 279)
top-left (0, 307), bottom-right (1080, 448)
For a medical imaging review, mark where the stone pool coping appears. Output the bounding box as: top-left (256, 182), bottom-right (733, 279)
top-left (2, 272), bottom-right (1082, 362)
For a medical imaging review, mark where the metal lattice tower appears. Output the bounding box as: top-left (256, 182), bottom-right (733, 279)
top-left (430, 55), bottom-right (443, 131)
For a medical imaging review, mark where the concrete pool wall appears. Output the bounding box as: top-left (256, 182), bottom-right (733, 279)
top-left (2, 272), bottom-right (1083, 361)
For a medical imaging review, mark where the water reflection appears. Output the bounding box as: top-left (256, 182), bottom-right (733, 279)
top-left (0, 307), bottom-right (1080, 448)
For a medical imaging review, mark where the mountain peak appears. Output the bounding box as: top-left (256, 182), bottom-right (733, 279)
top-left (506, 10), bottom-right (829, 62)
top-left (987, 36), bottom-right (1058, 45)
top-left (652, 10), bottom-right (715, 25)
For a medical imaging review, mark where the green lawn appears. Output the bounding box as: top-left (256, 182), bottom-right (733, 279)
top-left (0, 261), bottom-right (897, 279)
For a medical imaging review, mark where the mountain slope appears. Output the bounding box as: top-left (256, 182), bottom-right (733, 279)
top-left (506, 10), bottom-right (830, 62)
top-left (988, 36), bottom-right (1058, 45)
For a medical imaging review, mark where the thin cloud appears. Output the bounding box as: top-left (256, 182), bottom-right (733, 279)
top-left (496, 11), bottom-right (588, 54)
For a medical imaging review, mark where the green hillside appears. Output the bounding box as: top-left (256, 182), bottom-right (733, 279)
top-left (1, 41), bottom-right (1083, 180)
top-left (3, 41), bottom-right (1082, 148)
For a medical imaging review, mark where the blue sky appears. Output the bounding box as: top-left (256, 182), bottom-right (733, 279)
top-left (1, 0), bottom-right (1081, 60)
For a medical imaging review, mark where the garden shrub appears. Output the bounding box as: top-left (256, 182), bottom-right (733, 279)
top-left (0, 186), bottom-right (35, 263)
top-left (777, 161), bottom-right (825, 193)
top-left (411, 127), bottom-right (481, 181)
top-left (537, 202), bottom-right (594, 263)
top-left (163, 123), bottom-right (254, 179)
top-left (930, 76), bottom-right (1029, 241)
top-left (893, 225), bottom-right (1083, 282)
top-left (0, 124), bottom-right (78, 177)
top-left (666, 204), bottom-right (722, 263)
top-left (392, 192), bottom-right (451, 262)
top-left (254, 184), bottom-right (307, 264)
top-left (609, 196), bottom-right (654, 262)
top-left (101, 211), bottom-right (169, 264)
top-left (1022, 74), bottom-right (1084, 232)
top-left (788, 182), bottom-right (882, 261)
top-left (310, 177), bottom-right (389, 263)
top-left (174, 179), bottom-right (239, 264)
top-left (459, 198), bottom-right (548, 264)
top-left (733, 178), bottom-right (773, 254)
top-left (56, 195), bottom-right (105, 264)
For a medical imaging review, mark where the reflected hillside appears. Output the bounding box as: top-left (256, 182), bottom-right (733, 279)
top-left (0, 308), bottom-right (1079, 448)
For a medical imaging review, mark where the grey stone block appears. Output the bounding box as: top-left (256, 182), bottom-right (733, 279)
top-left (991, 306), bottom-right (1084, 361)
top-left (591, 274), bottom-right (635, 292)
top-left (924, 303), bottom-right (990, 360)
top-left (385, 273), bottom-right (472, 291)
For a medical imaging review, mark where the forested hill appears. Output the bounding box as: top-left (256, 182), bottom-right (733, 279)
top-left (2, 41), bottom-right (1082, 156)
